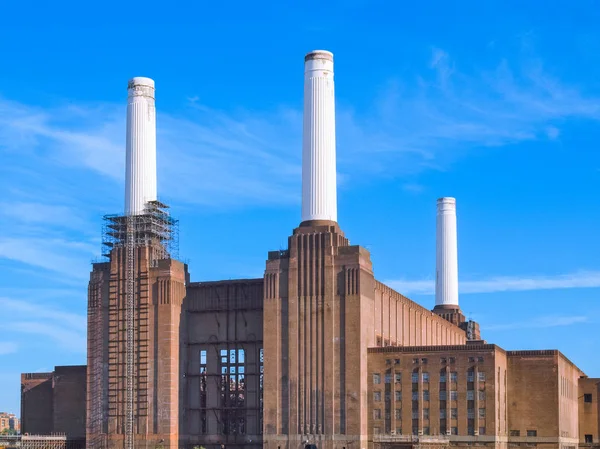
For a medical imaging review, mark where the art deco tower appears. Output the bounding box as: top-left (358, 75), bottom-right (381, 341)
top-left (87, 77), bottom-right (187, 449)
top-left (263, 50), bottom-right (374, 449)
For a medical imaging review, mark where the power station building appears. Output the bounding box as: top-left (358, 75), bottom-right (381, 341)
top-left (21, 50), bottom-right (600, 449)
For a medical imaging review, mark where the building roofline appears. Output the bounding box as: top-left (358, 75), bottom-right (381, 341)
top-left (187, 278), bottom-right (263, 287)
top-left (367, 344), bottom-right (505, 354)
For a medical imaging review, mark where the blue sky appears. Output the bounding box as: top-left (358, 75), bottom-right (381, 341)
top-left (1, 0), bottom-right (600, 414)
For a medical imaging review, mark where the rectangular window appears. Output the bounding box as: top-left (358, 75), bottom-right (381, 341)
top-left (396, 427), bottom-right (402, 435)
top-left (478, 372), bottom-right (486, 381)
top-left (527, 430), bottom-right (537, 437)
top-left (413, 358), bottom-right (419, 364)
top-left (412, 411), bottom-right (418, 419)
top-left (423, 390), bottom-right (430, 401)
top-left (467, 390), bottom-right (474, 400)
top-left (467, 371), bottom-right (475, 382)
top-left (451, 427), bottom-right (458, 435)
top-left (395, 359), bottom-right (400, 365)
top-left (467, 408), bottom-right (474, 419)
top-left (423, 427), bottom-right (430, 435)
top-left (421, 358), bottom-right (428, 364)
top-left (395, 409), bottom-right (402, 419)
top-left (412, 427), bottom-right (418, 435)
top-left (200, 350), bottom-right (207, 366)
top-left (584, 394), bottom-right (593, 403)
top-left (510, 430), bottom-right (520, 437)
top-left (479, 408), bottom-right (486, 418)
top-left (585, 435), bottom-right (593, 443)
top-left (385, 373), bottom-right (392, 384)
top-left (440, 409), bottom-right (446, 419)
top-left (423, 408), bottom-right (429, 419)
top-left (373, 373), bottom-right (381, 384)
top-left (218, 348), bottom-right (246, 435)
top-left (439, 391), bottom-right (447, 401)
top-left (468, 427), bottom-right (475, 436)
top-left (412, 391), bottom-right (418, 401)
top-left (478, 356), bottom-right (484, 362)
top-left (440, 373), bottom-right (447, 383)
top-left (451, 408), bottom-right (457, 419)
top-left (450, 391), bottom-right (457, 401)
top-left (449, 357), bottom-right (456, 364)
top-left (412, 373), bottom-right (419, 383)
top-left (468, 357), bottom-right (475, 362)
top-left (450, 372), bottom-right (457, 382)
top-left (440, 357), bottom-right (447, 364)
top-left (373, 409), bottom-right (382, 420)
top-left (395, 372), bottom-right (402, 383)
top-left (478, 391), bottom-right (486, 401)
top-left (422, 372), bottom-right (429, 383)
top-left (385, 392), bottom-right (391, 402)
top-left (395, 391), bottom-right (402, 401)
top-left (479, 426), bottom-right (486, 435)
top-left (374, 391), bottom-right (382, 402)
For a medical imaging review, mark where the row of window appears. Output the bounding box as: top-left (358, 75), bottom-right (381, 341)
top-left (373, 407), bottom-right (487, 420)
top-left (372, 426), bottom-right (487, 436)
top-left (373, 390), bottom-right (486, 402)
top-left (373, 371), bottom-right (486, 384)
top-left (392, 356), bottom-right (486, 365)
top-left (510, 430), bottom-right (538, 437)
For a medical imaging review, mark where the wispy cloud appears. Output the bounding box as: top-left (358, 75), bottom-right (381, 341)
top-left (0, 342), bottom-right (18, 356)
top-left (0, 297), bottom-right (86, 353)
top-left (485, 315), bottom-right (588, 331)
top-left (386, 270), bottom-right (600, 295)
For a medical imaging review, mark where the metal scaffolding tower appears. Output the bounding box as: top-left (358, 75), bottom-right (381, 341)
top-left (125, 215), bottom-right (135, 449)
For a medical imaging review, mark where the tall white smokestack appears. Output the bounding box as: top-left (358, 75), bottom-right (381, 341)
top-left (301, 50), bottom-right (337, 223)
top-left (125, 77), bottom-right (157, 216)
top-left (436, 197), bottom-right (459, 307)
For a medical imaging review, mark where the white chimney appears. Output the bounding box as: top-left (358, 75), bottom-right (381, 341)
top-left (125, 77), bottom-right (157, 216)
top-left (301, 50), bottom-right (337, 223)
top-left (435, 197), bottom-right (459, 307)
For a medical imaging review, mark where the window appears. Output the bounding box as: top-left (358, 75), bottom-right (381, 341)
top-left (373, 373), bottom-right (381, 384)
top-left (412, 411), bottom-right (418, 419)
top-left (449, 357), bottom-right (456, 364)
top-left (451, 408), bottom-right (458, 419)
top-left (423, 408), bottom-right (430, 419)
top-left (422, 358), bottom-right (428, 364)
top-left (395, 359), bottom-right (401, 365)
top-left (478, 357), bottom-right (484, 362)
top-left (440, 409), bottom-right (447, 419)
top-left (385, 392), bottom-right (391, 402)
top-left (395, 391), bottom-right (402, 401)
top-left (467, 408), bottom-right (474, 419)
top-left (585, 435), bottom-right (593, 443)
top-left (423, 427), bottom-right (430, 435)
top-left (478, 391), bottom-right (486, 401)
top-left (423, 390), bottom-right (430, 401)
top-left (422, 372), bottom-right (429, 383)
top-left (478, 372), bottom-right (486, 381)
top-left (396, 427), bottom-right (402, 435)
top-left (219, 348), bottom-right (246, 435)
top-left (527, 430), bottom-right (537, 437)
top-left (479, 408), bottom-right (486, 418)
top-left (440, 391), bottom-right (447, 401)
top-left (468, 427), bottom-right (475, 436)
top-left (412, 427), bottom-right (419, 435)
top-left (374, 391), bottom-right (382, 402)
top-left (395, 372), bottom-right (402, 383)
top-left (467, 390), bottom-right (474, 400)
top-left (450, 372), bottom-right (457, 382)
top-left (395, 409), bottom-right (402, 419)
top-left (441, 357), bottom-right (447, 364)
top-left (510, 430), bottom-right (520, 437)
top-left (385, 373), bottom-right (392, 384)
top-left (451, 427), bottom-right (458, 435)
top-left (450, 391), bottom-right (457, 401)
top-left (412, 392), bottom-right (419, 400)
top-left (413, 358), bottom-right (419, 364)
top-left (479, 426), bottom-right (486, 435)
top-left (467, 371), bottom-right (475, 382)
top-left (440, 373), bottom-right (447, 383)
top-left (199, 350), bottom-right (208, 433)
top-left (584, 394), bottom-right (593, 403)
top-left (373, 409), bottom-right (382, 419)
top-left (412, 373), bottom-right (419, 383)
top-left (468, 357), bottom-right (475, 362)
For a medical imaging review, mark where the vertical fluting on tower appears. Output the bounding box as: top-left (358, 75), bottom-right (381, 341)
top-left (301, 50), bottom-right (337, 223)
top-left (125, 77), bottom-right (157, 216)
top-left (436, 197), bottom-right (459, 307)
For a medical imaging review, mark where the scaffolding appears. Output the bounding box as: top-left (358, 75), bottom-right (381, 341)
top-left (19, 434), bottom-right (85, 449)
top-left (98, 201), bottom-right (178, 449)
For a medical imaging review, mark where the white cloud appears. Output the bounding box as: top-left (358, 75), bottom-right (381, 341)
top-left (485, 315), bottom-right (588, 331)
top-left (386, 270), bottom-right (600, 295)
top-left (0, 297), bottom-right (86, 353)
top-left (0, 342), bottom-right (18, 355)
